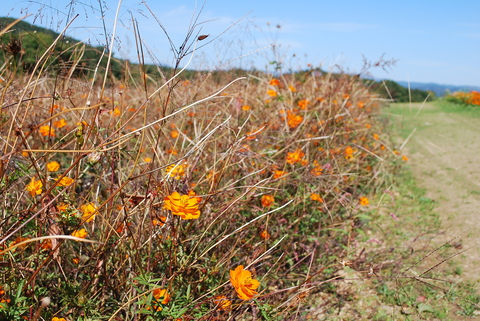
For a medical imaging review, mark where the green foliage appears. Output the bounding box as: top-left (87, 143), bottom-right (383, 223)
top-left (0, 280), bottom-right (29, 320)
top-left (366, 79), bottom-right (435, 102)
top-left (0, 17), bottom-right (122, 77)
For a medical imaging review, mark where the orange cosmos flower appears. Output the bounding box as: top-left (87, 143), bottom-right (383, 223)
top-left (166, 162), bottom-right (188, 180)
top-left (55, 176), bottom-right (74, 187)
top-left (344, 146), bottom-right (355, 160)
top-left (52, 317), bottom-right (68, 321)
top-left (267, 89), bottom-right (277, 97)
top-left (25, 177), bottom-right (43, 196)
top-left (242, 105), bottom-right (251, 111)
top-left (310, 160), bottom-right (323, 176)
top-left (297, 99), bottom-right (310, 110)
top-left (10, 237), bottom-right (30, 250)
top-left (40, 239), bottom-right (52, 251)
top-left (80, 203), bottom-right (97, 222)
top-left (261, 194), bottom-right (274, 207)
top-left (229, 265), bottom-right (260, 300)
top-left (170, 130), bottom-right (179, 139)
top-left (213, 295), bottom-right (232, 311)
top-left (359, 197), bottom-right (369, 206)
top-left (260, 229), bottom-right (271, 240)
top-left (288, 85), bottom-right (296, 92)
top-left (53, 118), bottom-right (67, 129)
top-left (402, 155), bottom-right (409, 162)
top-left (49, 104), bottom-right (59, 113)
top-left (357, 101), bottom-right (365, 108)
top-left (269, 78), bottom-right (280, 86)
top-left (39, 125), bottom-right (55, 137)
top-left (57, 203), bottom-right (69, 212)
top-left (310, 193), bottom-right (323, 202)
top-left (71, 228), bottom-right (88, 239)
top-left (286, 110), bottom-right (303, 129)
top-left (273, 170), bottom-right (287, 179)
top-left (150, 288), bottom-right (171, 311)
top-left (153, 288), bottom-right (171, 305)
top-left (344, 146), bottom-right (354, 156)
top-left (110, 108), bottom-right (121, 116)
top-left (286, 149), bottom-right (305, 164)
top-left (47, 161), bottom-right (60, 172)
top-left (163, 191), bottom-right (200, 219)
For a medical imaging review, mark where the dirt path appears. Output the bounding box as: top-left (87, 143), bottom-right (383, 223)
top-left (389, 101), bottom-right (480, 284)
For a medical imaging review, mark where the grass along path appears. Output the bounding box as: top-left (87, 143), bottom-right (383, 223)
top-left (388, 101), bottom-right (480, 284)
top-left (301, 101), bottom-right (480, 320)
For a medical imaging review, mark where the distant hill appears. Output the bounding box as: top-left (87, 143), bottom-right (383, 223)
top-left (0, 16), bottom-right (122, 77)
top-left (0, 17), bottom-right (209, 81)
top-left (395, 81), bottom-right (480, 97)
top-left (0, 17), bottom-right (80, 44)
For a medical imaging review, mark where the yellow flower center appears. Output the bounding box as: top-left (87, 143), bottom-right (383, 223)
top-left (180, 195), bottom-right (189, 205)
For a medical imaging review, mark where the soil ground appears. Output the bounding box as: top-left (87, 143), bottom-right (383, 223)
top-left (387, 101), bottom-right (480, 285)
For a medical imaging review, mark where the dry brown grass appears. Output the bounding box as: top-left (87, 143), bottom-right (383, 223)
top-left (0, 12), bottom-right (403, 321)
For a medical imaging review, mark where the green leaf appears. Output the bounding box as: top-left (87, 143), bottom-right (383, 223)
top-left (418, 303), bottom-right (434, 313)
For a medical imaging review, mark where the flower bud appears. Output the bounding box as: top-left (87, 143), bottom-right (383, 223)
top-left (87, 152), bottom-right (102, 166)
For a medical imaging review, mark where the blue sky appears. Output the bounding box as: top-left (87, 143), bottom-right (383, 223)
top-left (6, 0), bottom-right (480, 87)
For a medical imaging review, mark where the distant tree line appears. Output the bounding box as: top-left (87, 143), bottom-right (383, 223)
top-left (365, 79), bottom-right (435, 102)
